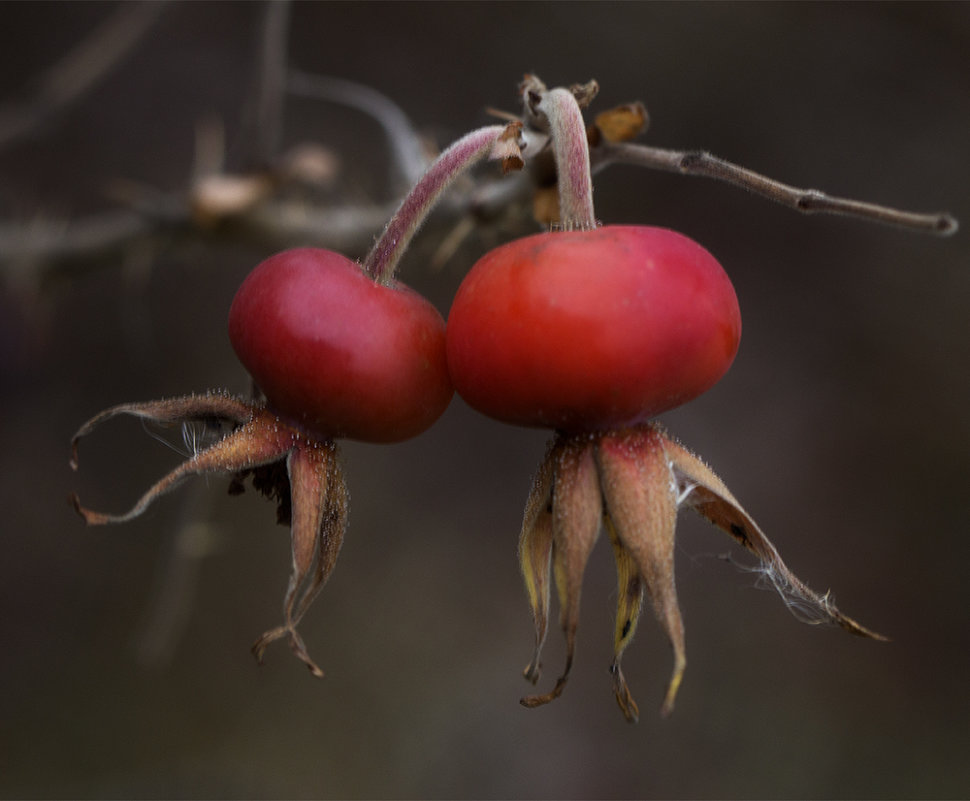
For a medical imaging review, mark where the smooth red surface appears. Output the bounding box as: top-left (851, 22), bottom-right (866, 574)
top-left (229, 248), bottom-right (452, 442)
top-left (446, 226), bottom-right (741, 431)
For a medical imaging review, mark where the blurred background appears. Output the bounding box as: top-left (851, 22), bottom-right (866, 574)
top-left (1, 2), bottom-right (968, 798)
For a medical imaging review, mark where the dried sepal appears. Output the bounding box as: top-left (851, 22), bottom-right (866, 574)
top-left (597, 427), bottom-right (686, 718)
top-left (518, 442), bottom-right (556, 684)
top-left (293, 453), bottom-right (348, 625)
top-left (661, 433), bottom-right (886, 640)
top-left (514, 422), bottom-right (884, 722)
top-left (251, 440), bottom-right (348, 677)
top-left (70, 391), bottom-right (353, 676)
top-left (521, 434), bottom-right (602, 709)
top-left (604, 515), bottom-right (644, 722)
top-left (70, 391), bottom-right (253, 471)
top-left (70, 397), bottom-right (292, 525)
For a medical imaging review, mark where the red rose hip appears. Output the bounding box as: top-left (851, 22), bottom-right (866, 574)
top-left (229, 248), bottom-right (453, 442)
top-left (446, 226), bottom-right (741, 431)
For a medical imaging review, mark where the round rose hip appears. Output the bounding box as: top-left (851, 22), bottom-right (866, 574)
top-left (446, 226), bottom-right (741, 431)
top-left (229, 248), bottom-right (453, 442)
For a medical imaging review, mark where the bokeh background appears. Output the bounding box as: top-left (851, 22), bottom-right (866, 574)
top-left (2, 2), bottom-right (968, 798)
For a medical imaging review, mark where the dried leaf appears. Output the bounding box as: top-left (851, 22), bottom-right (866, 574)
top-left (593, 101), bottom-right (649, 143)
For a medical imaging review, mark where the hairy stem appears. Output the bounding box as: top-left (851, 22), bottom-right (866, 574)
top-left (537, 87), bottom-right (597, 230)
top-left (363, 124), bottom-right (516, 285)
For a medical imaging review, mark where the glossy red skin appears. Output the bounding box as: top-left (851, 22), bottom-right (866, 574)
top-left (229, 248), bottom-right (452, 443)
top-left (446, 226), bottom-right (741, 431)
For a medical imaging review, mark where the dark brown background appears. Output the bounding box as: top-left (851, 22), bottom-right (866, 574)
top-left (2, 2), bottom-right (968, 798)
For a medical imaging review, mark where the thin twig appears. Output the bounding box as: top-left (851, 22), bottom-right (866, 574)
top-left (287, 71), bottom-right (430, 194)
top-left (594, 141), bottom-right (958, 236)
top-left (0, 2), bottom-right (167, 151)
top-left (249, 0), bottom-right (291, 168)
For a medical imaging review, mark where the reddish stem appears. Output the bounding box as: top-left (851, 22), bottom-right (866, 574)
top-left (363, 124), bottom-right (512, 284)
top-left (538, 87), bottom-right (596, 230)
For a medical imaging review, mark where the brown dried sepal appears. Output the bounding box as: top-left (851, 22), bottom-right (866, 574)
top-left (516, 423), bottom-right (884, 722)
top-left (70, 391), bottom-right (349, 677)
top-left (520, 436), bottom-right (602, 710)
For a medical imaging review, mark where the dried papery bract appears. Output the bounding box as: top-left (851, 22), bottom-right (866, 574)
top-left (517, 425), bottom-right (884, 722)
top-left (70, 394), bottom-right (349, 676)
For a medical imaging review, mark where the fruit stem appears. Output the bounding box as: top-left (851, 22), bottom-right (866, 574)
top-left (537, 86), bottom-right (597, 230)
top-left (364, 124), bottom-right (521, 285)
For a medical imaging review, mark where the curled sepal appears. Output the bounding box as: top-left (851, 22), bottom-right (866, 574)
top-left (661, 433), bottom-right (887, 641)
top-left (70, 395), bottom-right (294, 525)
top-left (518, 441), bottom-right (556, 685)
top-left (251, 440), bottom-right (347, 677)
top-left (70, 391), bottom-right (254, 472)
top-left (521, 434), bottom-right (602, 709)
top-left (70, 391), bottom-right (352, 676)
top-left (513, 420), bottom-right (885, 722)
top-left (604, 515), bottom-right (644, 722)
top-left (597, 427), bottom-right (686, 718)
